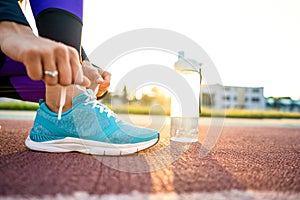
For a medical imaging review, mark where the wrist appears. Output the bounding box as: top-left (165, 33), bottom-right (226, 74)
top-left (0, 21), bottom-right (33, 45)
top-left (0, 21), bottom-right (36, 62)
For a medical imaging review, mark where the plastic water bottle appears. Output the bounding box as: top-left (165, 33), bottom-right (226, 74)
top-left (170, 51), bottom-right (201, 142)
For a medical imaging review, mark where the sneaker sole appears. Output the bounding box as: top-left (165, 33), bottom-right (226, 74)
top-left (25, 135), bottom-right (159, 156)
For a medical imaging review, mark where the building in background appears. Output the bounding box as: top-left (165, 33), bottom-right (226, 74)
top-left (202, 84), bottom-right (266, 110)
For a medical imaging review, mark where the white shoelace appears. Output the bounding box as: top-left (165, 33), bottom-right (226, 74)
top-left (78, 85), bottom-right (120, 122)
top-left (57, 85), bottom-right (119, 121)
top-left (84, 97), bottom-right (116, 119)
top-left (58, 86), bottom-right (66, 120)
top-left (57, 63), bottom-right (105, 120)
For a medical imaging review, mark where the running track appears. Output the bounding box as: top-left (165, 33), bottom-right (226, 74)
top-left (0, 114), bottom-right (299, 199)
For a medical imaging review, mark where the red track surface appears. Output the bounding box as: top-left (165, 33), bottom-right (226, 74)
top-left (0, 119), bottom-right (299, 198)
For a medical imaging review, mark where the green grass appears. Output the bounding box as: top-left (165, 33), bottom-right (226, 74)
top-left (110, 105), bottom-right (170, 116)
top-left (201, 108), bottom-right (300, 119)
top-left (0, 101), bottom-right (39, 111)
top-left (1, 101), bottom-right (300, 119)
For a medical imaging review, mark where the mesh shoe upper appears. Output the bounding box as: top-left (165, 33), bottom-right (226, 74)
top-left (30, 90), bottom-right (158, 144)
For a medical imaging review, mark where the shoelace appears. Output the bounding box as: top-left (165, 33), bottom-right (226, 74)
top-left (57, 85), bottom-right (120, 122)
top-left (84, 97), bottom-right (117, 119)
top-left (57, 86), bottom-right (96, 120)
top-left (78, 85), bottom-right (120, 122)
top-left (57, 64), bottom-right (104, 120)
top-left (58, 86), bottom-right (66, 120)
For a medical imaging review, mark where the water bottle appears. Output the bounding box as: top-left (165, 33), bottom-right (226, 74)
top-left (170, 51), bottom-right (201, 142)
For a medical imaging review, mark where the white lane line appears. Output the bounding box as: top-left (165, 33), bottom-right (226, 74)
top-left (1, 190), bottom-right (299, 200)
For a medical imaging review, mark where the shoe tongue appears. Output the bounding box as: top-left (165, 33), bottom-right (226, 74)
top-left (72, 89), bottom-right (96, 106)
top-left (72, 93), bottom-right (89, 106)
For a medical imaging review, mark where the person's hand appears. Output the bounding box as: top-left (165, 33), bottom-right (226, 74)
top-left (0, 22), bottom-right (90, 87)
top-left (97, 69), bottom-right (111, 97)
top-left (82, 60), bottom-right (111, 97)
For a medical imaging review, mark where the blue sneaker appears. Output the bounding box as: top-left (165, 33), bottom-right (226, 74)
top-left (25, 89), bottom-right (159, 155)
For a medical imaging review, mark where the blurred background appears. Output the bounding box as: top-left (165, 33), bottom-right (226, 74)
top-left (10, 0), bottom-right (300, 115)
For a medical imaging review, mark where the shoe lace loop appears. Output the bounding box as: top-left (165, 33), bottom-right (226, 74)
top-left (57, 85), bottom-right (120, 122)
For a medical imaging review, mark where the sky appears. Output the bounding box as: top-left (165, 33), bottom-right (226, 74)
top-left (81, 0), bottom-right (300, 99)
top-left (25, 0), bottom-right (300, 99)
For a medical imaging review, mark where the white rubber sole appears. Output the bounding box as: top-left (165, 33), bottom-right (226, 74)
top-left (25, 136), bottom-right (159, 156)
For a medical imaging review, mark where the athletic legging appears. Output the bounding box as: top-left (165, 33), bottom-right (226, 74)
top-left (0, 0), bottom-right (86, 102)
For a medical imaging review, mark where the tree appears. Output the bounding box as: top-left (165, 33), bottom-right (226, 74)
top-left (121, 85), bottom-right (129, 104)
top-left (100, 91), bottom-right (112, 104)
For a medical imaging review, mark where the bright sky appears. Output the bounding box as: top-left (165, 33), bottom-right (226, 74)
top-left (82, 0), bottom-right (300, 99)
top-left (24, 0), bottom-right (300, 99)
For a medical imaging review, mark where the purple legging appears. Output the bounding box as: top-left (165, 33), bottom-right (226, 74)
top-left (0, 0), bottom-right (83, 102)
